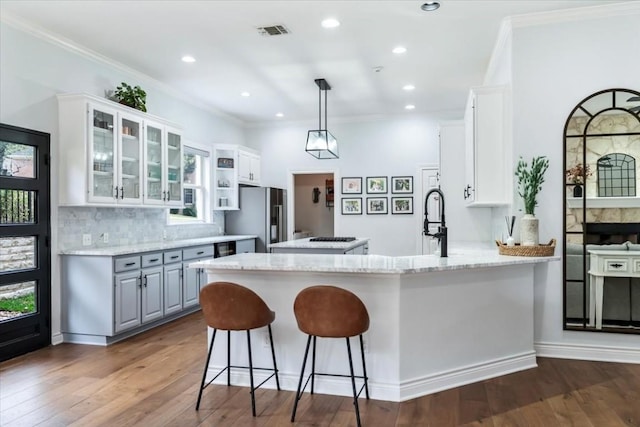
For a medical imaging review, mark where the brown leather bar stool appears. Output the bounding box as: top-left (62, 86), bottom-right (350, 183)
top-left (196, 281), bottom-right (280, 416)
top-left (291, 285), bottom-right (370, 427)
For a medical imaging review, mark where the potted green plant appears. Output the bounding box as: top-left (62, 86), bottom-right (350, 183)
top-left (113, 82), bottom-right (147, 112)
top-left (515, 156), bottom-right (549, 246)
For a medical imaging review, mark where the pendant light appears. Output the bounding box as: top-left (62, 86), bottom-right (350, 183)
top-left (306, 78), bottom-right (338, 159)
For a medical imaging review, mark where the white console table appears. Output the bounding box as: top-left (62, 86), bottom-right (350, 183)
top-left (588, 249), bottom-right (640, 329)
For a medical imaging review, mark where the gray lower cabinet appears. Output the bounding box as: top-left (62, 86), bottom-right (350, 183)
top-left (163, 250), bottom-right (183, 315)
top-left (62, 243), bottom-right (218, 345)
top-left (236, 238), bottom-right (256, 254)
top-left (182, 245), bottom-right (214, 308)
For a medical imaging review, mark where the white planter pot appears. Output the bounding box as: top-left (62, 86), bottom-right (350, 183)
top-left (520, 214), bottom-right (539, 246)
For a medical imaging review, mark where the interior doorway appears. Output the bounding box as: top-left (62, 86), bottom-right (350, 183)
top-left (0, 123), bottom-right (51, 361)
top-left (288, 171), bottom-right (336, 239)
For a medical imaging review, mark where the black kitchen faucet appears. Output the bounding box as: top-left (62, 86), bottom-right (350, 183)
top-left (424, 188), bottom-right (448, 258)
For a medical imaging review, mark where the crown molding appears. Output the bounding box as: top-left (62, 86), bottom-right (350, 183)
top-left (484, 18), bottom-right (513, 87)
top-left (509, 1), bottom-right (640, 28)
top-left (0, 11), bottom-right (243, 126)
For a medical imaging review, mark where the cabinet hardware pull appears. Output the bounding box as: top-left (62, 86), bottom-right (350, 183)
top-left (162, 191), bottom-right (166, 201)
top-left (171, 255), bottom-right (179, 259)
top-left (137, 276), bottom-right (142, 288)
top-left (167, 190), bottom-right (171, 200)
top-left (120, 186), bottom-right (124, 199)
top-left (611, 263), bottom-right (623, 268)
top-left (197, 251), bottom-right (204, 255)
top-left (150, 258), bottom-right (159, 262)
top-left (125, 262), bottom-right (136, 267)
top-left (114, 186), bottom-right (119, 198)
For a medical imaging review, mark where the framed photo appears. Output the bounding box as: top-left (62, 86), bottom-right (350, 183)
top-left (366, 197), bottom-right (388, 215)
top-left (391, 197), bottom-right (413, 214)
top-left (341, 198), bottom-right (362, 215)
top-left (391, 176), bottom-right (413, 194)
top-left (341, 177), bottom-right (362, 194)
top-left (366, 176), bottom-right (388, 194)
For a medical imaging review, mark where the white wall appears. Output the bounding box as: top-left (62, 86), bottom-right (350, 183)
top-left (246, 115), bottom-right (440, 255)
top-left (0, 22), bottom-right (245, 344)
top-left (293, 173), bottom-right (335, 237)
top-left (508, 10), bottom-right (640, 355)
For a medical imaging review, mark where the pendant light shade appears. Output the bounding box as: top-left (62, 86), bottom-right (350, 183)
top-left (306, 78), bottom-right (338, 159)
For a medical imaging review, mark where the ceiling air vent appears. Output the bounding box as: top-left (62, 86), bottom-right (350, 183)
top-left (257, 25), bottom-right (290, 36)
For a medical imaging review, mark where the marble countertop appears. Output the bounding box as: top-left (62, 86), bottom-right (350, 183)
top-left (59, 235), bottom-right (258, 256)
top-left (190, 246), bottom-right (559, 275)
top-left (268, 237), bottom-right (370, 250)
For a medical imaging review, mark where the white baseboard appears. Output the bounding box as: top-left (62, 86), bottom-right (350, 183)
top-left (398, 351), bottom-right (537, 402)
top-left (206, 351), bottom-right (537, 403)
top-left (535, 342), bottom-right (640, 364)
top-left (51, 332), bottom-right (64, 345)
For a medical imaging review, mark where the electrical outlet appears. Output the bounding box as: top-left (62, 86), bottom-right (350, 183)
top-left (82, 234), bottom-right (92, 246)
top-left (163, 229), bottom-right (167, 239)
top-left (101, 232), bottom-right (109, 243)
top-left (262, 332), bottom-right (270, 348)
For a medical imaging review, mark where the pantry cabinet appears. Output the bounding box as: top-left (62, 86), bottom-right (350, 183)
top-left (57, 93), bottom-right (183, 207)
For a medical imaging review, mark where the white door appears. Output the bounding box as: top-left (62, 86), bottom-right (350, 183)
top-left (421, 168), bottom-right (441, 255)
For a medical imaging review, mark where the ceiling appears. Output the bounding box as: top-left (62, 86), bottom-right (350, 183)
top-left (0, 0), bottom-right (623, 124)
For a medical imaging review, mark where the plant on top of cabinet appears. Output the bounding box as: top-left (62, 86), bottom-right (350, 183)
top-left (113, 82), bottom-right (147, 112)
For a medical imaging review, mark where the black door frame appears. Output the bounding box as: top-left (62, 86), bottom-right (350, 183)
top-left (0, 123), bottom-right (51, 361)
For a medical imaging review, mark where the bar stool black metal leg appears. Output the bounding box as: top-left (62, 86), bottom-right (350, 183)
top-left (267, 324), bottom-right (281, 390)
top-left (227, 330), bottom-right (231, 386)
top-left (311, 335), bottom-right (317, 394)
top-left (196, 328), bottom-right (217, 410)
top-left (246, 330), bottom-right (257, 417)
top-left (359, 334), bottom-right (370, 399)
top-left (346, 337), bottom-right (362, 427)
top-left (291, 334), bottom-right (312, 422)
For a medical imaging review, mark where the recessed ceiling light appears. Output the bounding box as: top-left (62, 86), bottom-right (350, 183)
top-left (392, 46), bottom-right (407, 54)
top-left (405, 104), bottom-right (416, 110)
top-left (241, 91), bottom-right (251, 97)
top-left (181, 55), bottom-right (196, 63)
top-left (276, 112), bottom-right (284, 118)
top-left (403, 84), bottom-right (415, 91)
top-left (421, 2), bottom-right (440, 12)
top-left (321, 18), bottom-right (340, 28)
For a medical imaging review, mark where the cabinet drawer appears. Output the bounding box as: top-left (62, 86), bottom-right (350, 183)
top-left (603, 258), bottom-right (630, 274)
top-left (183, 245), bottom-right (214, 260)
top-left (114, 256), bottom-right (141, 272)
top-left (634, 258), bottom-right (640, 274)
top-left (163, 250), bottom-right (183, 264)
top-left (141, 253), bottom-right (163, 268)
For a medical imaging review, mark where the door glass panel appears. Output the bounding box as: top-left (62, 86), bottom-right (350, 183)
top-left (92, 109), bottom-right (115, 198)
top-left (145, 125), bottom-right (163, 202)
top-left (0, 142), bottom-right (35, 178)
top-left (166, 132), bottom-right (182, 202)
top-left (0, 189), bottom-right (36, 224)
top-left (120, 118), bottom-right (141, 199)
top-left (0, 236), bottom-right (36, 273)
top-left (0, 281), bottom-right (36, 322)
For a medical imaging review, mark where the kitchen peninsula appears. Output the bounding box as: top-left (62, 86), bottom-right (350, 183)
top-left (268, 236), bottom-right (369, 254)
top-left (191, 248), bottom-right (559, 402)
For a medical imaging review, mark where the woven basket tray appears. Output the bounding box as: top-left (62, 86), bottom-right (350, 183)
top-left (495, 239), bottom-right (556, 257)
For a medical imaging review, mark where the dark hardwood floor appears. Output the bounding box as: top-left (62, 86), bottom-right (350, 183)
top-left (1, 311), bottom-right (639, 426)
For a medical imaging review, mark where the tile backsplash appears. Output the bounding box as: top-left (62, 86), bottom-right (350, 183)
top-left (58, 207), bottom-right (224, 250)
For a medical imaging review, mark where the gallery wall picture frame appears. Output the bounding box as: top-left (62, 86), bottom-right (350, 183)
top-left (366, 176), bottom-right (388, 194)
top-left (341, 177), bottom-right (362, 194)
top-left (391, 176), bottom-right (413, 194)
top-left (391, 197), bottom-right (413, 214)
top-left (366, 197), bottom-right (388, 215)
top-left (341, 198), bottom-right (363, 215)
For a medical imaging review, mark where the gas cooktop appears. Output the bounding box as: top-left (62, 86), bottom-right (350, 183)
top-left (309, 237), bottom-right (357, 242)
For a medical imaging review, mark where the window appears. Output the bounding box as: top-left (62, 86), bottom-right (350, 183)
top-left (169, 145), bottom-right (210, 223)
top-left (597, 153), bottom-right (636, 197)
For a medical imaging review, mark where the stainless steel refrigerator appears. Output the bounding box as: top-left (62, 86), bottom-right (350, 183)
top-left (225, 187), bottom-right (287, 253)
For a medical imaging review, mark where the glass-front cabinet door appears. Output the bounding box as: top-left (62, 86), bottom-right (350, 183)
top-left (88, 104), bottom-right (117, 203)
top-left (118, 113), bottom-right (143, 204)
top-left (144, 122), bottom-right (164, 205)
top-left (165, 127), bottom-right (183, 206)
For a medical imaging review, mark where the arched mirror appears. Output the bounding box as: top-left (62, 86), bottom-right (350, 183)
top-left (564, 88), bottom-right (640, 333)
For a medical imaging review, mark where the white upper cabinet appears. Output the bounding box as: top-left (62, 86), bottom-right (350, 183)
top-left (463, 86), bottom-right (510, 207)
top-left (238, 148), bottom-right (261, 186)
top-left (58, 93), bottom-right (183, 207)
